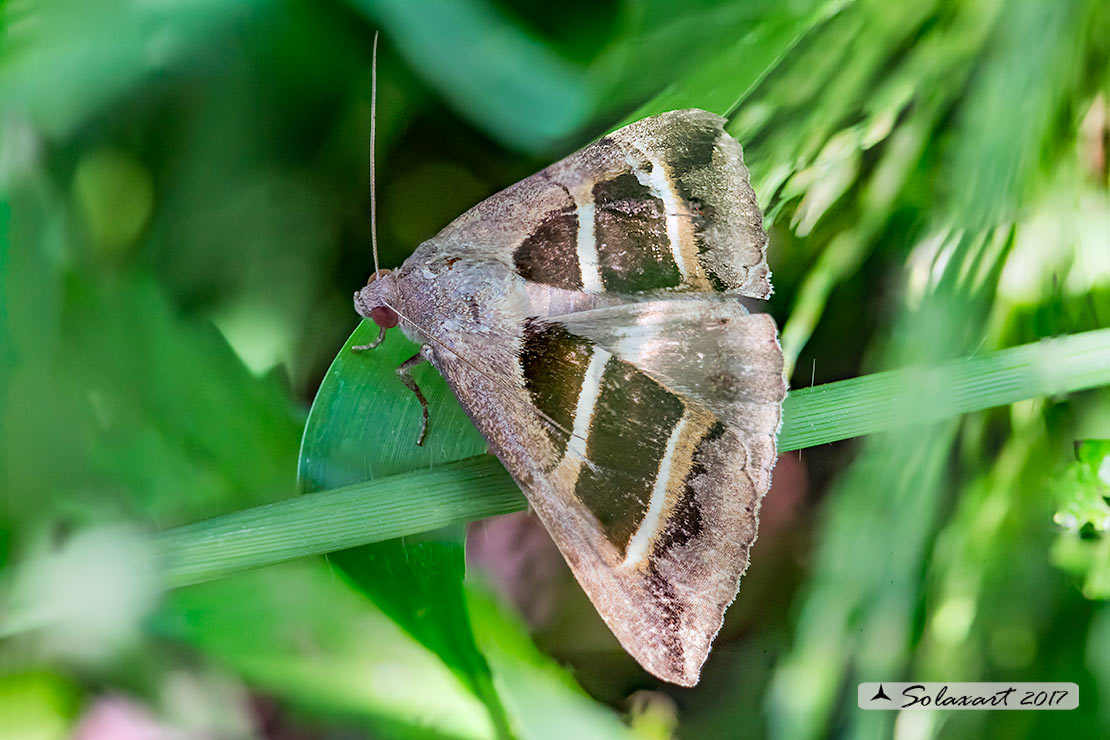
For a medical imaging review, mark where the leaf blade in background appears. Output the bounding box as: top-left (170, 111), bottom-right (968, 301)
top-left (355, 0), bottom-right (594, 152)
top-left (1051, 439), bottom-right (1110, 599)
top-left (941, 0), bottom-right (1101, 230)
top-left (2, 177), bottom-right (303, 533)
top-left (621, 0), bottom-right (840, 123)
top-left (468, 585), bottom-right (638, 740)
top-left (150, 561), bottom-right (498, 740)
top-left (0, 0), bottom-right (274, 139)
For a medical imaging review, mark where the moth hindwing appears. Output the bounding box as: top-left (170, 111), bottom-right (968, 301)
top-left (353, 108), bottom-right (787, 686)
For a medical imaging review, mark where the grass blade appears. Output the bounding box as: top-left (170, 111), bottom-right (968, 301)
top-left (157, 328), bottom-right (1110, 587)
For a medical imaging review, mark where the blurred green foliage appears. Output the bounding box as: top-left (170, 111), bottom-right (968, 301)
top-left (2, 0), bottom-right (1110, 739)
top-left (1052, 439), bottom-right (1110, 600)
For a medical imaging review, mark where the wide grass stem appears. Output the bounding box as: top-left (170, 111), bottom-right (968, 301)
top-left (159, 328), bottom-right (1110, 588)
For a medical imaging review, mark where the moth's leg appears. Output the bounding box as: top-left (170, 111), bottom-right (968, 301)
top-left (351, 324), bottom-right (388, 352)
top-left (397, 345), bottom-right (432, 446)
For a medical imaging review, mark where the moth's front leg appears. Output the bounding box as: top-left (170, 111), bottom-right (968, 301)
top-left (351, 324), bottom-right (388, 352)
top-left (397, 344), bottom-right (433, 446)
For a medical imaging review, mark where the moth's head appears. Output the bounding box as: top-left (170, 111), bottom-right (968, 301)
top-left (354, 268), bottom-right (400, 330)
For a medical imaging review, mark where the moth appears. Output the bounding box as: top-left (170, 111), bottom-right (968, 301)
top-left (354, 109), bottom-right (786, 686)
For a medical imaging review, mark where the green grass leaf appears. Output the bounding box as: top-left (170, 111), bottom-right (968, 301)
top-left (620, 0), bottom-right (838, 123)
top-left (356, 0), bottom-right (593, 152)
top-left (151, 561), bottom-right (499, 740)
top-left (1050, 439), bottom-right (1110, 599)
top-left (2, 187), bottom-right (302, 530)
top-left (157, 327), bottom-right (1110, 587)
top-left (297, 318), bottom-right (508, 734)
top-left (467, 585), bottom-right (638, 740)
top-left (0, 0), bottom-right (273, 139)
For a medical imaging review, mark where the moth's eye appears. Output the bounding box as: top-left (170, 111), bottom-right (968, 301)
top-left (369, 305), bottom-right (399, 329)
top-left (366, 268), bottom-right (392, 286)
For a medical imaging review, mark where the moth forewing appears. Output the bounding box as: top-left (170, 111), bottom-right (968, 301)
top-left (354, 108), bottom-right (786, 685)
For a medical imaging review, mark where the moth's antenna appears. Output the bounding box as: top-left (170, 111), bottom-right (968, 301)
top-left (370, 31), bottom-right (381, 275)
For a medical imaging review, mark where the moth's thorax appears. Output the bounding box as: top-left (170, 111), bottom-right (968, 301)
top-left (380, 239), bottom-right (528, 345)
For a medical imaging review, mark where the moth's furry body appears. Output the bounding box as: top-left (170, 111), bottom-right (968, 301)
top-left (355, 109), bottom-right (786, 685)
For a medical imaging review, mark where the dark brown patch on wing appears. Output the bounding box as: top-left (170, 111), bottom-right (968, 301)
top-left (704, 266), bottom-right (729, 292)
top-left (647, 566), bottom-right (685, 669)
top-left (514, 206), bottom-right (582, 290)
top-left (574, 354), bottom-right (685, 552)
top-left (654, 422), bottom-right (726, 556)
top-left (519, 322), bottom-right (591, 458)
top-left (664, 128), bottom-right (747, 294)
top-left (667, 119), bottom-right (719, 179)
top-left (592, 173), bottom-right (681, 293)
